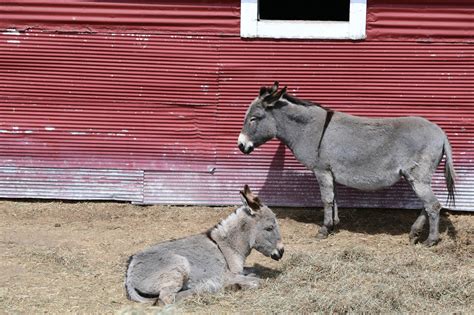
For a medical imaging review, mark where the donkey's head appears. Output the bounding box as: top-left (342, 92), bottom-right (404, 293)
top-left (239, 185), bottom-right (284, 261)
top-left (238, 81), bottom-right (287, 154)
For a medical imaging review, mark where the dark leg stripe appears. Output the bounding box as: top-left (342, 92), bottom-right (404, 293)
top-left (317, 110), bottom-right (334, 157)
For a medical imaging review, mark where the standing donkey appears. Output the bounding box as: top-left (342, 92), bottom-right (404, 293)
top-left (238, 82), bottom-right (455, 246)
top-left (125, 185), bottom-right (284, 305)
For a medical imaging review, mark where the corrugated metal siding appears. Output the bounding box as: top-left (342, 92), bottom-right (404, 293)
top-left (367, 0), bottom-right (474, 42)
top-left (215, 40), bottom-right (472, 210)
top-left (2, 1), bottom-right (473, 42)
top-left (0, 1), bottom-right (473, 210)
top-left (0, 31), bottom-right (218, 171)
top-left (214, 39), bottom-right (473, 210)
top-left (0, 167), bottom-right (143, 201)
top-left (0, 0), bottom-right (239, 35)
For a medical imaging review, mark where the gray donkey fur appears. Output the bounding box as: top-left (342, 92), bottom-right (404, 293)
top-left (238, 82), bottom-right (455, 246)
top-left (125, 185), bottom-right (284, 305)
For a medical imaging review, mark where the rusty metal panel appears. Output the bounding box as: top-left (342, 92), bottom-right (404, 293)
top-left (0, 0), bottom-right (239, 35)
top-left (0, 167), bottom-right (143, 201)
top-left (367, 0), bottom-right (474, 42)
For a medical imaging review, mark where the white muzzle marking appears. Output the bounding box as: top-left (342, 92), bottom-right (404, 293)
top-left (270, 241), bottom-right (284, 261)
top-left (238, 133), bottom-right (254, 151)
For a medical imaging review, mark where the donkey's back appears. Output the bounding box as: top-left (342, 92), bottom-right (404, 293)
top-left (331, 113), bottom-right (446, 153)
top-left (324, 113), bottom-right (448, 190)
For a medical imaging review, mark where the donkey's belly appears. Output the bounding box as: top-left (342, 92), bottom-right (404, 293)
top-left (334, 167), bottom-right (402, 191)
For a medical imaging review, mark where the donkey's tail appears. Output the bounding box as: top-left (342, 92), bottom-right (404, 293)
top-left (443, 137), bottom-right (456, 208)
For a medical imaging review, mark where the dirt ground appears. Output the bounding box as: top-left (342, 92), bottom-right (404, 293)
top-left (0, 200), bottom-right (472, 314)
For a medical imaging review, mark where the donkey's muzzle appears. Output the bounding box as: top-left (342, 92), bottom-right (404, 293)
top-left (237, 133), bottom-right (254, 154)
top-left (271, 247), bottom-right (284, 261)
top-left (238, 142), bottom-right (254, 154)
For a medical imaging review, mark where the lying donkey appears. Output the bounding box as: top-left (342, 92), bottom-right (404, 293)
top-left (238, 82), bottom-right (455, 246)
top-left (125, 185), bottom-right (284, 305)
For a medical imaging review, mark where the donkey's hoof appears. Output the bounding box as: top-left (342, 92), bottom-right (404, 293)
top-left (226, 283), bottom-right (242, 291)
top-left (153, 298), bottom-right (165, 306)
top-left (422, 238), bottom-right (439, 247)
top-left (237, 278), bottom-right (261, 290)
top-left (409, 232), bottom-right (420, 245)
top-left (316, 232), bottom-right (328, 240)
top-left (158, 293), bottom-right (176, 305)
top-left (316, 226), bottom-right (330, 240)
top-left (409, 237), bottom-right (419, 245)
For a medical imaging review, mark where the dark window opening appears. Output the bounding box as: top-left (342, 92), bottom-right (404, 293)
top-left (258, 0), bottom-right (350, 22)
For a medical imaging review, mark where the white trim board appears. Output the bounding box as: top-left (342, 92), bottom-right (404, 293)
top-left (241, 0), bottom-right (367, 40)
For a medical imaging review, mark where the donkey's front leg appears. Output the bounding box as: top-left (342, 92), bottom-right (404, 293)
top-left (314, 170), bottom-right (337, 239)
top-left (224, 273), bottom-right (261, 291)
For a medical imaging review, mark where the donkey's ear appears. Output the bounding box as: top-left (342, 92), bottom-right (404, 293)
top-left (259, 81), bottom-right (278, 97)
top-left (263, 86), bottom-right (287, 107)
top-left (239, 191), bottom-right (253, 215)
top-left (243, 183), bottom-right (252, 195)
top-left (240, 184), bottom-right (262, 215)
top-left (269, 81), bottom-right (279, 94)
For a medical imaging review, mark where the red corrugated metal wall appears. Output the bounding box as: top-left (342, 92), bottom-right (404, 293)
top-left (367, 0), bottom-right (474, 41)
top-left (0, 0), bottom-right (473, 210)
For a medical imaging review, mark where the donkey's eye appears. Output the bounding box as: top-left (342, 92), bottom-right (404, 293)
top-left (250, 116), bottom-right (258, 122)
top-left (265, 226), bottom-right (274, 232)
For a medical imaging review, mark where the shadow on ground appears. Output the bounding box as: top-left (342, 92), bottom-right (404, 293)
top-left (244, 264), bottom-right (281, 279)
top-left (273, 207), bottom-right (458, 240)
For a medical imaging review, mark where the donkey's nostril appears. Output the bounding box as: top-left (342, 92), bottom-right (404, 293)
top-left (238, 142), bottom-right (254, 154)
top-left (271, 247), bottom-right (284, 261)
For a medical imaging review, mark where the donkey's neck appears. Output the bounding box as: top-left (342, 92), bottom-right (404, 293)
top-left (209, 207), bottom-right (253, 274)
top-left (273, 102), bottom-right (327, 153)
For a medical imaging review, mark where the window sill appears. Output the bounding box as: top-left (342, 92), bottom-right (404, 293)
top-left (241, 0), bottom-right (367, 40)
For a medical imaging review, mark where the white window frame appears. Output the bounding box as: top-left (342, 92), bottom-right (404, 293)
top-left (241, 0), bottom-right (367, 40)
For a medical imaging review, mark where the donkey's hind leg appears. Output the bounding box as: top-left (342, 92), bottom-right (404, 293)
top-left (408, 209), bottom-right (428, 244)
top-left (154, 280), bottom-right (183, 305)
top-left (404, 174), bottom-right (442, 246)
top-left (148, 255), bottom-right (190, 305)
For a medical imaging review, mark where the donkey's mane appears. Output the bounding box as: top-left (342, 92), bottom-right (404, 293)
top-left (281, 93), bottom-right (328, 110)
top-left (206, 206), bottom-right (244, 239)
